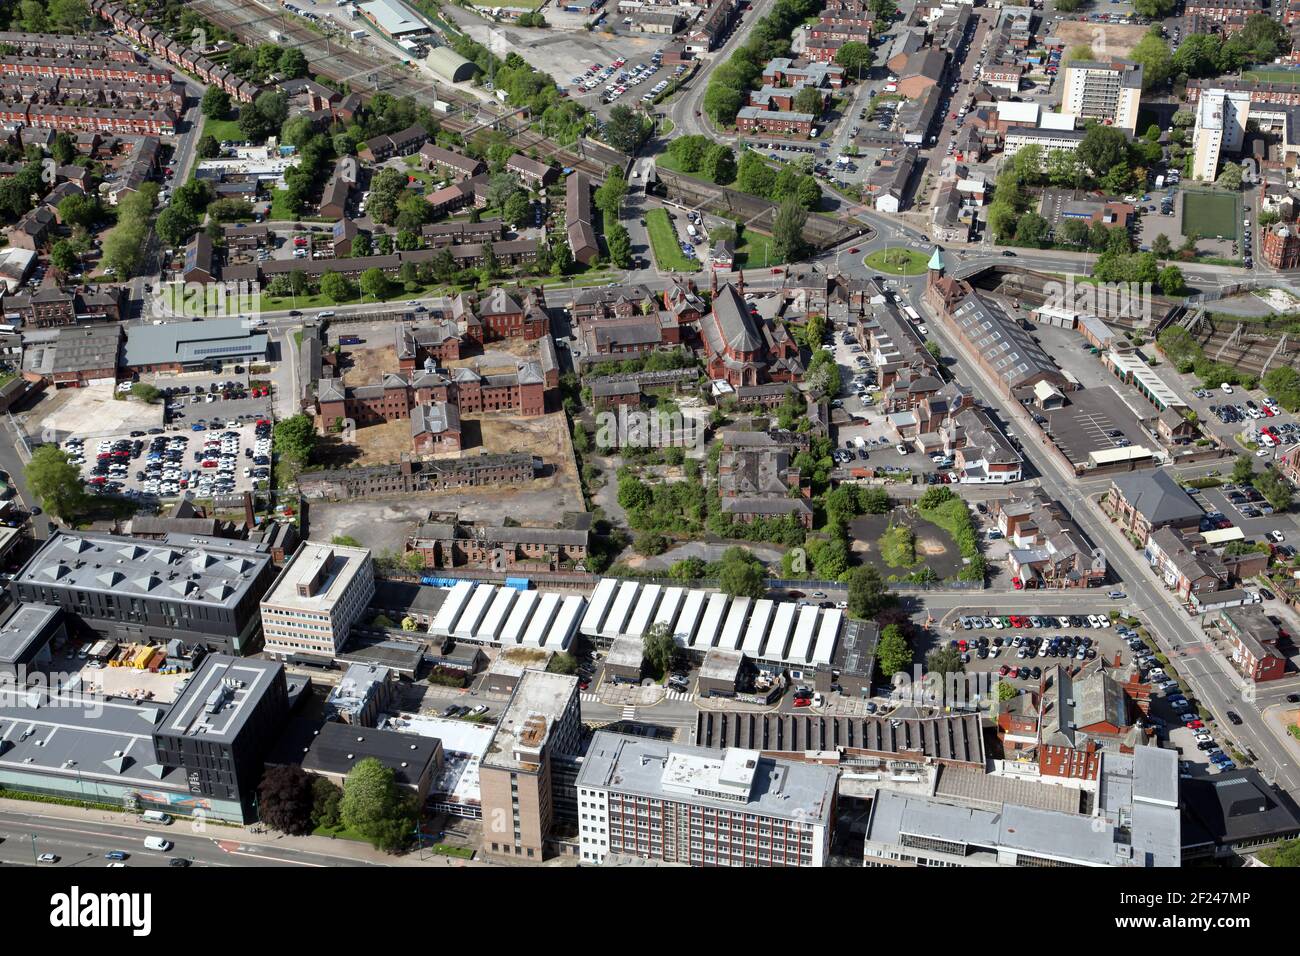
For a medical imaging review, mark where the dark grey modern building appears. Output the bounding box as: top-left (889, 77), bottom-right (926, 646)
top-left (153, 654), bottom-right (289, 817)
top-left (8, 531), bottom-right (277, 654)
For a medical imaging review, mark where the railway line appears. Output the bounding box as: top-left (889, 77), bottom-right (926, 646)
top-left (189, 0), bottom-right (614, 180)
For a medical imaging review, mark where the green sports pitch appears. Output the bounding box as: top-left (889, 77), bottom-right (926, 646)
top-left (1181, 191), bottom-right (1242, 243)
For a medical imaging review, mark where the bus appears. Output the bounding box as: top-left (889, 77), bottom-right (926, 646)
top-left (902, 306), bottom-right (921, 322)
top-left (0, 324), bottom-right (16, 335)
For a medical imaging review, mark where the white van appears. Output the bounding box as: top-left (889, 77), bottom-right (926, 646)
top-left (141, 810), bottom-right (173, 825)
top-left (144, 836), bottom-right (173, 852)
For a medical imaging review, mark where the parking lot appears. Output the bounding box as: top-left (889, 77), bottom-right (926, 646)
top-left (138, 369), bottom-right (274, 429)
top-left (62, 421), bottom-right (272, 502)
top-left (1175, 379), bottom-right (1300, 455)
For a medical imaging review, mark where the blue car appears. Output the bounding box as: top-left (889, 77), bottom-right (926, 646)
top-left (191, 424), bottom-right (206, 432)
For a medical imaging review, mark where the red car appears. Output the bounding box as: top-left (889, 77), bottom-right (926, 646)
top-left (958, 640), bottom-right (968, 651)
top-left (793, 697), bottom-right (811, 707)
top-left (1187, 719), bottom-right (1204, 729)
top-left (848, 247), bottom-right (859, 254)
top-left (771, 267), bottom-right (784, 274)
top-left (998, 665), bottom-right (1010, 677)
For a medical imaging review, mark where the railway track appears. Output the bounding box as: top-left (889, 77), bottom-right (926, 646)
top-left (1191, 319), bottom-right (1300, 378)
top-left (190, 0), bottom-right (613, 179)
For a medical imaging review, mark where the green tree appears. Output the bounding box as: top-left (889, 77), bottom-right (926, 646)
top-left (320, 270), bottom-right (353, 303)
top-left (718, 549), bottom-right (767, 599)
top-left (1217, 162), bottom-right (1243, 191)
top-left (273, 414), bottom-right (319, 466)
top-left (339, 758), bottom-right (416, 853)
top-left (359, 267), bottom-right (391, 301)
top-left (1255, 467), bottom-right (1293, 511)
top-left (847, 565), bottom-right (892, 618)
top-left (606, 221), bottom-right (633, 268)
top-left (1151, 233), bottom-right (1173, 258)
top-left (1158, 265), bottom-right (1186, 296)
top-left (642, 620), bottom-right (676, 676)
top-left (772, 198), bottom-right (808, 264)
top-left (50, 240), bottom-right (79, 274)
top-left (926, 645), bottom-right (965, 677)
top-left (1232, 455), bottom-right (1256, 485)
top-left (834, 41), bottom-right (873, 76)
top-left (26, 446), bottom-right (85, 521)
top-left (594, 169), bottom-right (628, 221)
top-left (278, 48), bottom-right (309, 79)
top-left (876, 623), bottom-right (912, 679)
top-left (311, 777), bottom-right (342, 829)
top-left (793, 86), bottom-right (824, 115)
top-left (1130, 30), bottom-right (1173, 90)
top-left (604, 105), bottom-right (649, 153)
top-left (503, 190), bottom-right (530, 226)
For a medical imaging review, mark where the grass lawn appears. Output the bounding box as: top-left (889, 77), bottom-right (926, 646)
top-left (433, 844), bottom-right (475, 859)
top-left (1183, 189), bottom-right (1242, 242)
top-left (313, 822), bottom-right (370, 843)
top-left (201, 115), bottom-right (245, 144)
top-left (735, 230), bottom-right (780, 268)
top-left (645, 208), bottom-right (699, 272)
top-left (864, 247), bottom-right (929, 275)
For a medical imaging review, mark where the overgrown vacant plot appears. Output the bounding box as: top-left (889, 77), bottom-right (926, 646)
top-left (1182, 191), bottom-right (1241, 242)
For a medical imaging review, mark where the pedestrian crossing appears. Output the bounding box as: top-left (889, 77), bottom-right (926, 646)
top-left (621, 706), bottom-right (637, 720)
top-left (664, 689), bottom-right (694, 701)
top-left (580, 692), bottom-right (601, 703)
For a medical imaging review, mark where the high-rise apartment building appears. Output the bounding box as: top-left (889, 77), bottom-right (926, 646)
top-left (1192, 87), bottom-right (1251, 180)
top-left (1059, 60), bottom-right (1143, 134)
top-left (479, 669), bottom-right (582, 860)
top-left (576, 732), bottom-right (839, 867)
top-left (259, 542), bottom-right (375, 662)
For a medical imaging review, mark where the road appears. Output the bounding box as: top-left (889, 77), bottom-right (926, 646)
top-left (667, 0), bottom-right (775, 143)
top-left (894, 261), bottom-right (1300, 794)
top-left (0, 807), bottom-right (381, 868)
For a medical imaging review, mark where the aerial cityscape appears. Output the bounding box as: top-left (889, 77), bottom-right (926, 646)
top-left (2, 0), bottom-right (1300, 892)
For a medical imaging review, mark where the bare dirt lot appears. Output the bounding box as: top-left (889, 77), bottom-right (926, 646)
top-left (1051, 21), bottom-right (1149, 59)
top-left (476, 411), bottom-right (582, 502)
top-left (340, 345), bottom-right (398, 386)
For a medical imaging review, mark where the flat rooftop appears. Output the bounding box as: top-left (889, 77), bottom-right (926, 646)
top-left (482, 669), bottom-right (577, 773)
top-left (577, 731), bottom-right (838, 827)
top-left (0, 682), bottom-right (188, 791)
top-left (0, 602), bottom-right (60, 665)
top-left (262, 542), bottom-right (370, 614)
top-left (158, 654), bottom-right (282, 745)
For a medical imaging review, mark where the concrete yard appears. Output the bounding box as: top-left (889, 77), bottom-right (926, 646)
top-left (28, 385), bottom-right (163, 442)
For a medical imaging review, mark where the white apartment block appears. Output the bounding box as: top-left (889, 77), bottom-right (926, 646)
top-left (1192, 88), bottom-right (1252, 181)
top-left (1003, 126), bottom-right (1086, 159)
top-left (1060, 60), bottom-right (1143, 135)
top-left (576, 731), bottom-right (838, 867)
top-left (260, 542), bottom-right (375, 661)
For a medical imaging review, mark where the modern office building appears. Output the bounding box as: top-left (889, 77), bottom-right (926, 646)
top-left (1059, 60), bottom-right (1143, 134)
top-left (152, 654), bottom-right (290, 818)
top-left (479, 669), bottom-right (582, 860)
top-left (576, 732), bottom-right (839, 867)
top-left (260, 542), bottom-right (376, 663)
top-left (1192, 87), bottom-right (1251, 181)
top-left (9, 532), bottom-right (275, 654)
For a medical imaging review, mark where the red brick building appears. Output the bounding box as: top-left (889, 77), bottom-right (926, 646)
top-left (1262, 222), bottom-right (1300, 269)
top-left (452, 286), bottom-right (550, 344)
